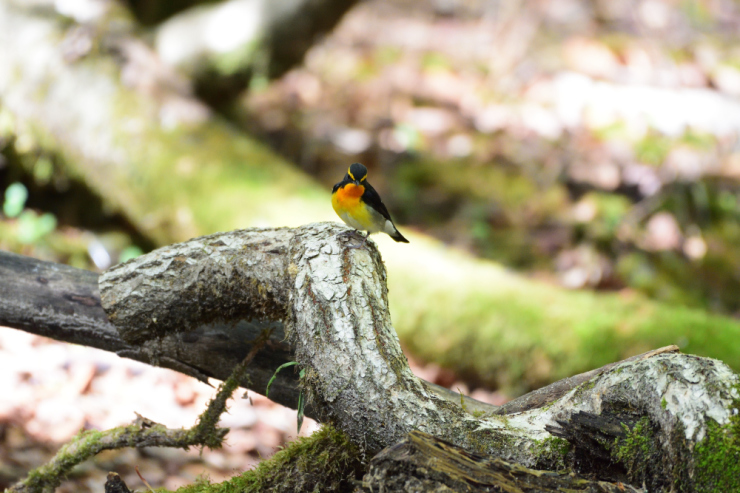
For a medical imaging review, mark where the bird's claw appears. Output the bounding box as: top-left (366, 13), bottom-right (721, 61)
top-left (338, 230), bottom-right (370, 249)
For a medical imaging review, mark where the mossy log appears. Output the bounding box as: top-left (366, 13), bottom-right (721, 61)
top-left (2, 225), bottom-right (740, 490)
top-left (96, 223), bottom-right (740, 491)
top-left (3, 0), bottom-right (740, 400)
top-left (154, 0), bottom-right (360, 104)
top-left (0, 0), bottom-right (328, 248)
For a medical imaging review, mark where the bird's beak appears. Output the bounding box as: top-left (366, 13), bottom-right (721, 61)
top-left (354, 179), bottom-right (361, 186)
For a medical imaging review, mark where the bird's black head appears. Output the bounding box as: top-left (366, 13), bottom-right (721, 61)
top-left (347, 162), bottom-right (367, 183)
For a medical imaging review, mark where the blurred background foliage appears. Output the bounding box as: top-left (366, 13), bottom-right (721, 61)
top-left (3, 0), bottom-right (740, 489)
top-left (2, 0), bottom-right (740, 391)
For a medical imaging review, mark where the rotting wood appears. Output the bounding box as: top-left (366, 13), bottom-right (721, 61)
top-left (360, 430), bottom-right (642, 493)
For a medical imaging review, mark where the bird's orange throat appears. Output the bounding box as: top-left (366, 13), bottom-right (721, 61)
top-left (334, 183), bottom-right (365, 206)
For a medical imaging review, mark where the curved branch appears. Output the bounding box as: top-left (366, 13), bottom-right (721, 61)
top-left (99, 222), bottom-right (740, 491)
top-left (0, 250), bottom-right (301, 411)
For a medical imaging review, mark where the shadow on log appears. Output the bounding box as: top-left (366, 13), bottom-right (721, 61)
top-left (360, 431), bottom-right (641, 492)
top-left (2, 223), bottom-right (739, 491)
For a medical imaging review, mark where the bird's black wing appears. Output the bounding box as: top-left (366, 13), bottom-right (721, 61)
top-left (361, 182), bottom-right (393, 222)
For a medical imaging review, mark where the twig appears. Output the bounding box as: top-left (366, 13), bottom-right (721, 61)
top-left (8, 331), bottom-right (271, 493)
top-left (135, 466), bottom-right (154, 492)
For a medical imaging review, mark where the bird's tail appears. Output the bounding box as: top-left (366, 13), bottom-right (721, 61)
top-left (390, 228), bottom-right (409, 243)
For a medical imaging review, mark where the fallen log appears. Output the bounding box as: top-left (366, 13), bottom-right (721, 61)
top-left (96, 223), bottom-right (740, 490)
top-left (2, 223), bottom-right (739, 490)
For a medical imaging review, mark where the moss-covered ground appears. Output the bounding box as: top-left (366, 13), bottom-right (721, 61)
top-left (164, 425), bottom-right (363, 493)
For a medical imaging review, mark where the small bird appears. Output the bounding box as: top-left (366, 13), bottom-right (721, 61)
top-left (332, 162), bottom-right (409, 243)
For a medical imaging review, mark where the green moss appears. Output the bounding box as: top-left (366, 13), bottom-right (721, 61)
top-left (170, 425), bottom-right (363, 493)
top-left (532, 436), bottom-right (572, 470)
top-left (460, 424), bottom-right (517, 456)
top-left (662, 397), bottom-right (668, 409)
top-left (18, 427), bottom-right (121, 490)
top-left (612, 417), bottom-right (655, 481)
top-left (693, 392), bottom-right (740, 492)
top-left (77, 86), bottom-right (329, 247)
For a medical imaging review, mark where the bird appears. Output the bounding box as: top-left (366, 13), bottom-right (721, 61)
top-left (332, 162), bottom-right (409, 243)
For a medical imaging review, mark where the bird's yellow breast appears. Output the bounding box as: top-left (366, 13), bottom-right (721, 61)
top-left (332, 183), bottom-right (377, 230)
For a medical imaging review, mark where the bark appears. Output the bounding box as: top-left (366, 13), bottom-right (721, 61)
top-left (0, 250), bottom-right (302, 412)
top-left (2, 224), bottom-right (739, 490)
top-left (0, 248), bottom-right (490, 418)
top-left (360, 431), bottom-right (641, 492)
top-left (97, 223), bottom-right (740, 491)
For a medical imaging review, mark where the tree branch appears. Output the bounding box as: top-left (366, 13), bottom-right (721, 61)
top-left (0, 249), bottom-right (302, 412)
top-left (0, 248), bottom-right (491, 419)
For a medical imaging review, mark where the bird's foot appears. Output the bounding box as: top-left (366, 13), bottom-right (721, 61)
top-left (339, 230), bottom-right (370, 250)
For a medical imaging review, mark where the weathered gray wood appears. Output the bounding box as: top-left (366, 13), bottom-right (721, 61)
top-left (99, 223), bottom-right (503, 454)
top-left (98, 222), bottom-right (740, 492)
top-left (0, 250), bottom-right (302, 411)
top-left (494, 345), bottom-right (680, 416)
top-left (100, 227), bottom-right (294, 345)
top-left (360, 431), bottom-right (642, 493)
top-left (0, 250), bottom-right (121, 350)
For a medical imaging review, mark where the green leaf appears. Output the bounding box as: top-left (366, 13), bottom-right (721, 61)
top-left (3, 182), bottom-right (28, 218)
top-left (119, 245), bottom-right (144, 263)
top-left (17, 211), bottom-right (56, 244)
top-left (265, 361), bottom-right (298, 397)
